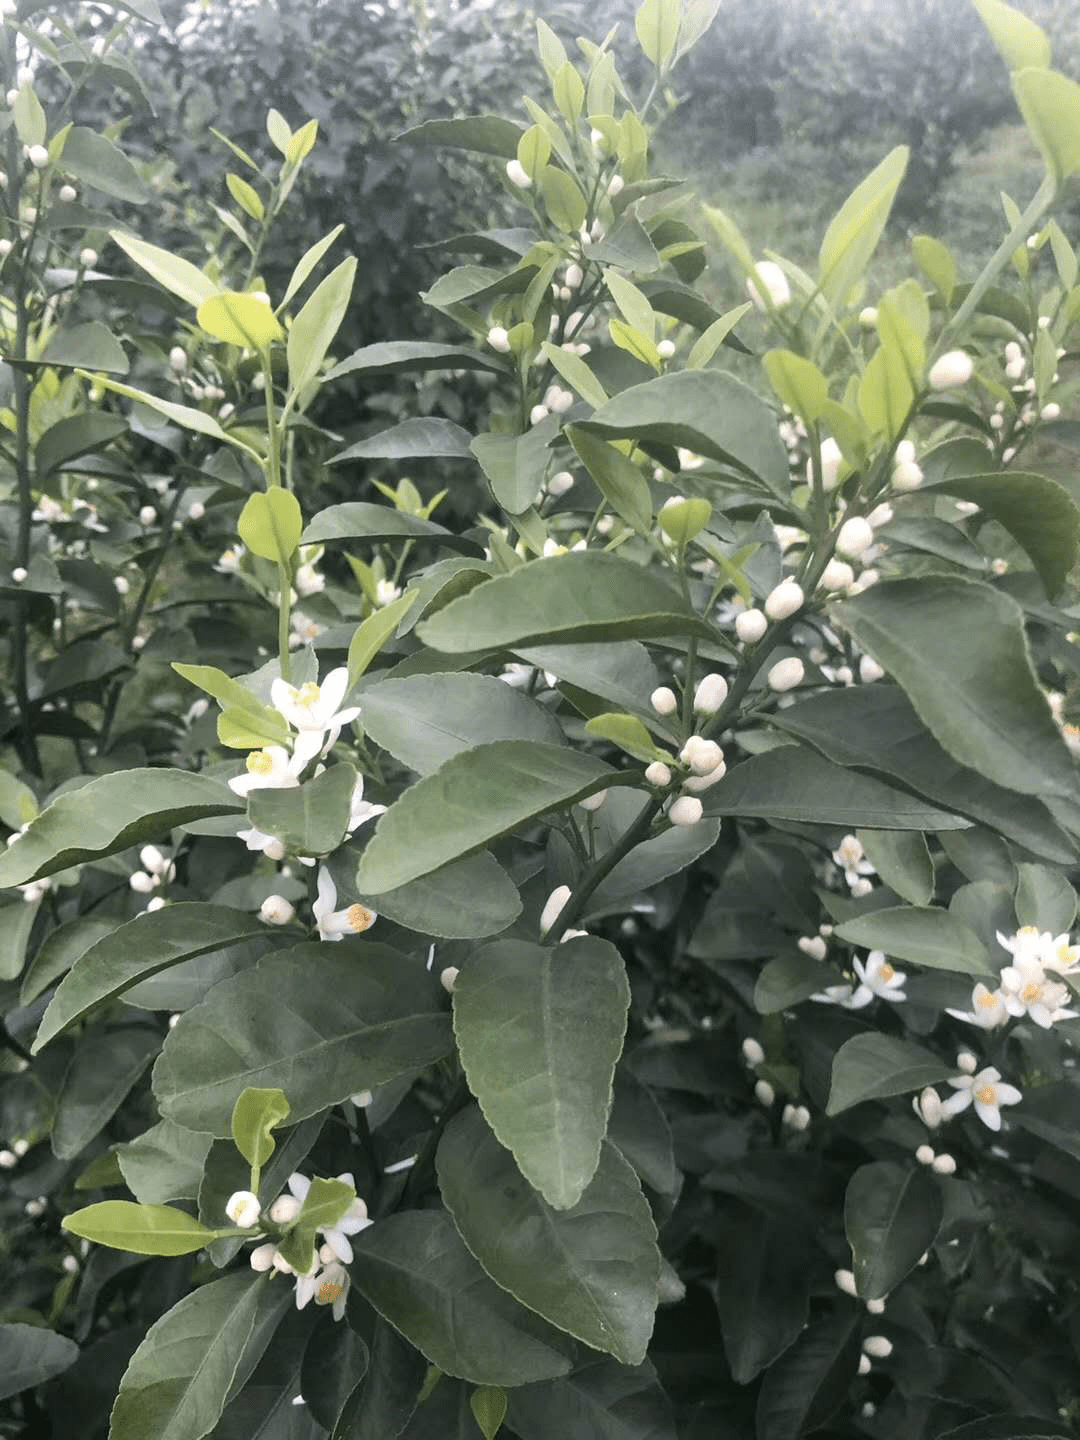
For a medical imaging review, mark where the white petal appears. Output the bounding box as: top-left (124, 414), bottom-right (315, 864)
top-left (318, 668), bottom-right (349, 716)
top-left (291, 728), bottom-right (325, 771)
top-left (995, 1084), bottom-right (1022, 1106)
top-left (323, 1229), bottom-right (353, 1263)
top-left (287, 1172), bottom-right (311, 1201)
top-left (973, 1099), bottom-right (1002, 1131)
top-left (271, 678), bottom-right (297, 716)
top-left (313, 866), bottom-right (337, 922)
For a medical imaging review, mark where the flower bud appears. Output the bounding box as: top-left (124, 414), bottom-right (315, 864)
top-left (862, 1336), bottom-right (893, 1359)
top-left (788, 1104), bottom-right (810, 1130)
top-left (754, 1078), bottom-right (775, 1105)
top-left (767, 657), bottom-right (804, 692)
top-left (932, 1153), bottom-right (957, 1175)
top-left (657, 338), bottom-right (675, 360)
top-left (819, 558), bottom-right (854, 591)
top-left (607, 173), bottom-right (624, 197)
top-left (0, 239), bottom-right (12, 259)
top-left (859, 655), bottom-right (884, 683)
top-left (1042, 402), bottom-right (1061, 420)
top-left (129, 870), bottom-right (155, 894)
top-left (682, 758), bottom-right (726, 792)
top-left (892, 460), bottom-right (923, 491)
top-left (735, 608), bottom-right (767, 643)
top-left (1005, 356), bottom-right (1025, 381)
top-left (668, 796), bottom-right (703, 827)
top-left (680, 735), bottom-right (723, 776)
top-left (693, 672), bottom-right (728, 715)
top-left (249, 1242), bottom-right (278, 1272)
top-left (168, 344), bottom-right (187, 373)
top-left (59, 183), bottom-right (76, 202)
top-left (797, 935), bottom-right (827, 961)
top-left (145, 896), bottom-right (166, 912)
top-left (547, 470), bottom-right (574, 497)
top-left (505, 158), bottom-right (531, 188)
top-left (189, 500), bottom-right (205, 520)
top-left (764, 579), bottom-right (804, 621)
top-left (915, 1144), bottom-right (935, 1165)
top-left (62, 1253), bottom-right (78, 1273)
top-left (10, 566), bottom-right (26, 583)
top-left (859, 306), bottom-right (878, 327)
top-left (836, 516), bottom-right (874, 557)
top-left (834, 1268), bottom-right (857, 1296)
top-left (26, 144), bottom-right (48, 169)
top-left (579, 789), bottom-right (606, 812)
top-left (268, 1194), bottom-right (301, 1225)
top-left (746, 259), bottom-right (790, 311)
top-left (351, 1089), bottom-right (374, 1108)
top-left (866, 1297), bottom-right (886, 1315)
top-left (650, 686), bottom-right (678, 716)
top-left (259, 894), bottom-right (295, 926)
top-left (140, 844), bottom-right (166, 874)
top-left (79, 247), bottom-right (98, 269)
top-left (139, 505), bottom-right (156, 526)
top-left (956, 1051), bottom-right (977, 1074)
top-left (539, 884), bottom-right (571, 937)
top-left (645, 760), bottom-right (672, 787)
top-left (859, 1354), bottom-right (872, 1375)
top-left (486, 325), bottom-right (511, 353)
top-left (0, 1150), bottom-right (15, 1168)
top-left (741, 1036), bottom-right (765, 1066)
top-left (114, 575), bottom-right (129, 595)
top-left (928, 350), bottom-right (973, 391)
top-left (530, 403), bottom-right (549, 425)
top-left (817, 436), bottom-right (844, 492)
top-left (439, 966), bottom-right (459, 993)
top-left (225, 1190), bottom-right (261, 1227)
top-left (564, 262), bottom-right (583, 289)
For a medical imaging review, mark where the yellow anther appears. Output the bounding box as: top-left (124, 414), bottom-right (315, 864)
top-left (247, 750), bottom-right (273, 774)
top-left (347, 904), bottom-right (375, 933)
top-left (975, 1085), bottom-right (996, 1106)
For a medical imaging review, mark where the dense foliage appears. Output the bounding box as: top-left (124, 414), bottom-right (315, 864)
top-left (4, 1), bottom-right (1080, 1438)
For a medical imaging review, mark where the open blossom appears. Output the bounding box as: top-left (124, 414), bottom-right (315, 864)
top-left (346, 774), bottom-right (386, 834)
top-left (999, 955), bottom-right (1076, 1028)
top-left (947, 981), bottom-right (1009, 1029)
top-left (941, 1066), bottom-right (1022, 1130)
top-left (271, 667), bottom-right (360, 769)
top-left (229, 745), bottom-right (303, 798)
top-left (851, 951), bottom-right (906, 1005)
top-left (285, 1171), bottom-right (372, 1263)
top-left (313, 867), bottom-right (377, 941)
top-left (832, 833), bottom-right (876, 896)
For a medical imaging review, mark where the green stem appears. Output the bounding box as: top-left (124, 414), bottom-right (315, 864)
top-left (260, 351), bottom-right (292, 683)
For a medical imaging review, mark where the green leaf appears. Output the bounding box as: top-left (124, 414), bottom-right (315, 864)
top-left (35, 904), bottom-right (265, 1051)
top-left (472, 420), bottom-right (560, 515)
top-left (541, 341), bottom-right (609, 409)
top-left (0, 769), bottom-right (241, 888)
top-left (552, 61), bottom-right (585, 123)
top-left (1014, 862), bottom-right (1077, 934)
top-left (818, 146), bottom-right (908, 306)
top-left (302, 502), bottom-right (482, 555)
top-left (634, 0), bottom-right (679, 67)
top-left (330, 418), bottom-right (473, 464)
top-left (41, 321), bottom-right (128, 374)
top-left (686, 303), bottom-right (752, 368)
top-left (36, 412), bottom-right (126, 481)
top-left (21, 915), bottom-right (113, 1006)
top-left (63, 1201), bottom-right (221, 1255)
top-left (276, 1176), bottom-right (354, 1274)
top-left (438, 1108), bottom-right (659, 1364)
top-left (248, 763), bottom-right (356, 856)
top-left (471, 1387), bottom-right (508, 1440)
top-left (79, 373), bottom-right (234, 444)
top-left (974, 0), bottom-right (1051, 69)
top-left (566, 425), bottom-right (652, 533)
top-left (844, 1161), bottom-right (944, 1301)
top-left (351, 1210), bottom-right (574, 1386)
top-left (116, 1119), bottom-right (213, 1205)
top-left (13, 81), bottom-right (46, 146)
top-left (287, 257), bottom-right (356, 399)
top-left (834, 906), bottom-right (992, 975)
top-left (584, 712), bottom-right (666, 763)
top-left (0, 1325), bottom-right (79, 1402)
top-left (153, 942), bottom-right (451, 1135)
top-left (238, 489), bottom-right (302, 564)
top-left (347, 591), bottom-right (418, 687)
top-left (1013, 68), bottom-right (1080, 185)
top-left (858, 337), bottom-right (915, 440)
top-left (506, 1359), bottom-right (676, 1440)
top-left (419, 553), bottom-right (708, 652)
top-left (453, 937), bottom-right (629, 1209)
top-left (827, 1034), bottom-right (952, 1116)
top-left (396, 115), bottom-right (525, 159)
top-left (704, 746), bottom-right (966, 829)
top-left (763, 349), bottom-right (828, 424)
top-left (541, 166), bottom-right (587, 233)
top-left (327, 340), bottom-right (503, 382)
top-left (198, 291), bottom-right (283, 349)
top-left (856, 830), bottom-right (934, 906)
top-left (62, 126), bottom-right (148, 204)
top-left (715, 1208), bottom-right (811, 1383)
top-left (0, 896), bottom-right (40, 981)
top-left (173, 663), bottom-right (288, 739)
top-left (355, 741), bottom-right (615, 894)
top-left (755, 1312), bottom-right (861, 1440)
top-left (110, 230), bottom-right (218, 307)
top-left (579, 370), bottom-right (788, 495)
top-left (833, 578), bottom-right (1077, 800)
top-left (109, 1273), bottom-right (269, 1440)
top-left (369, 851), bottom-right (523, 940)
top-left (360, 673), bottom-right (564, 776)
top-left (231, 1088), bottom-right (290, 1171)
top-left (755, 952), bottom-right (839, 1015)
top-left (0, 769), bottom-right (37, 830)
top-left (921, 469), bottom-right (1080, 597)
top-left (913, 234), bottom-right (957, 302)
top-left (517, 124), bottom-right (551, 179)
top-left (52, 1024), bottom-right (159, 1159)
top-left (226, 171), bottom-right (264, 220)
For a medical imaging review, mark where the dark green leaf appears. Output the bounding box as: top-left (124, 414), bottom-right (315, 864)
top-left (41, 322), bottom-right (129, 374)
top-left (326, 341), bottom-right (505, 381)
top-left (0, 1324), bottom-right (79, 1402)
top-left (827, 1034), bottom-right (952, 1116)
top-left (506, 1359), bottom-right (676, 1440)
top-left (330, 418), bottom-right (473, 464)
top-left (301, 503), bottom-right (483, 555)
top-left (844, 1161), bottom-right (943, 1300)
top-left (755, 1312), bottom-right (861, 1440)
top-left (63, 127), bottom-right (148, 204)
top-left (715, 1208), bottom-right (812, 1383)
top-left (249, 763), bottom-right (356, 856)
top-left (52, 1025), bottom-right (159, 1160)
top-left (833, 906), bottom-right (993, 975)
top-left (369, 851), bottom-right (523, 940)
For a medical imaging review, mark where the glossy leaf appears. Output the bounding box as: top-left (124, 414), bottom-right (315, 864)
top-left (198, 291), bottom-right (284, 348)
top-left (52, 1025), bottom-right (159, 1159)
top-left (845, 1161), bottom-right (944, 1300)
top-left (818, 146), bottom-right (908, 305)
top-left (248, 762), bottom-right (356, 855)
top-left (827, 1034), bottom-right (952, 1116)
top-left (63, 1201), bottom-right (221, 1256)
top-left (110, 230), bottom-right (218, 307)
top-left (237, 489), bottom-right (302, 563)
top-left (302, 502), bottom-right (482, 554)
top-left (0, 1325), bottom-right (79, 1402)
top-left (369, 851), bottom-right (523, 940)
top-left (231, 1087), bottom-right (290, 1171)
top-left (755, 1312), bottom-right (861, 1440)
top-left (287, 257), bottom-right (357, 397)
top-left (330, 417), bottom-right (473, 464)
top-left (833, 906), bottom-right (992, 974)
top-left (326, 340), bottom-right (503, 380)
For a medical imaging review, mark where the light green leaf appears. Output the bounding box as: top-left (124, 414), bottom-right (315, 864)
top-left (517, 123), bottom-right (551, 179)
top-left (974, 0), bottom-right (1050, 70)
top-left (351, 1210), bottom-right (574, 1386)
top-left (198, 291), bottom-right (283, 349)
top-left (226, 171), bottom-right (264, 221)
top-left (763, 350), bottom-right (828, 424)
top-left (1013, 68), bottom-right (1080, 185)
top-left (231, 1088), bottom-right (290, 1171)
top-left (0, 769), bottom-right (241, 888)
top-left (63, 1200), bottom-right (221, 1255)
top-left (913, 234), bottom-right (956, 302)
top-left (844, 1161), bottom-right (943, 1302)
top-left (287, 256), bottom-right (356, 399)
top-left (110, 230), bottom-right (218, 308)
top-left (471, 1387), bottom-right (508, 1440)
top-left (827, 1034), bottom-right (952, 1116)
top-left (834, 906), bottom-right (992, 974)
top-left (584, 712), bottom-right (666, 763)
top-left (173, 663), bottom-right (289, 739)
top-left (13, 82), bottom-right (46, 147)
top-left (356, 741), bottom-right (615, 894)
top-left (541, 166), bottom-right (587, 233)
top-left (472, 419), bottom-right (560, 515)
top-left (453, 937), bottom-right (629, 1209)
top-left (439, 1108), bottom-right (659, 1365)
top-left (686, 303), bottom-right (752, 368)
top-left (237, 489), bottom-right (302, 563)
top-left (818, 146), bottom-right (908, 306)
top-left (276, 1176), bottom-right (354, 1274)
top-left (78, 372), bottom-right (234, 444)
top-left (541, 341), bottom-right (609, 409)
top-left (634, 0), bottom-right (679, 67)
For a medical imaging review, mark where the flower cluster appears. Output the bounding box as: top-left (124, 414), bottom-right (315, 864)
top-left (948, 925), bottom-right (1079, 1031)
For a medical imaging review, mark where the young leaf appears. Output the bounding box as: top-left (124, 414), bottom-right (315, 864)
top-left (1012, 68), bottom-right (1080, 186)
top-left (763, 350), bottom-right (829, 424)
top-left (231, 1088), bottom-right (290, 1170)
top-left (226, 171), bottom-right (264, 221)
top-left (237, 489), bottom-right (303, 564)
top-left (973, 0), bottom-right (1051, 69)
top-left (198, 291), bottom-right (283, 348)
top-left (287, 256), bottom-right (357, 400)
top-left (818, 146), bottom-right (909, 306)
top-left (110, 230), bottom-right (218, 307)
top-left (63, 1201), bottom-right (222, 1255)
top-left (634, 0), bottom-right (679, 68)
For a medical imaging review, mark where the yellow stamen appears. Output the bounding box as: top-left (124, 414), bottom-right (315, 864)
top-left (247, 749), bottom-right (274, 775)
top-left (1021, 982), bottom-right (1041, 1003)
top-left (317, 1280), bottom-right (343, 1304)
top-left (347, 904), bottom-right (375, 933)
top-left (975, 1085), bottom-right (997, 1106)
top-left (1017, 925), bottom-right (1039, 939)
top-left (296, 682), bottom-right (321, 707)
top-left (879, 963), bottom-right (894, 982)
top-left (977, 992), bottom-right (999, 1008)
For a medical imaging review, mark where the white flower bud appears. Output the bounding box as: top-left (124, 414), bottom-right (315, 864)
top-left (836, 516), bottom-right (874, 557)
top-left (486, 326), bottom-right (511, 353)
top-left (741, 1037), bottom-right (765, 1067)
top-left (129, 870), bottom-right (155, 894)
top-left (139, 505), bottom-right (156, 526)
top-left (259, 894), bottom-right (295, 926)
top-left (0, 1150), bottom-right (15, 1169)
top-left (834, 1268), bottom-right (858, 1296)
top-left (547, 470), bottom-right (574, 497)
top-left (928, 350), bottom-right (973, 391)
top-left (645, 761), bottom-right (672, 787)
top-left (859, 306), bottom-right (878, 327)
top-left (797, 935), bottom-right (827, 961)
top-left (249, 1242), bottom-right (278, 1272)
top-left (10, 566), bottom-right (26, 583)
top-left (0, 239), bottom-right (12, 259)
top-left (351, 1089), bottom-right (374, 1108)
top-left (62, 1253), bottom-right (79, 1273)
top-left (650, 686), bottom-right (678, 716)
top-left (23, 206), bottom-right (36, 222)
top-left (680, 735), bottom-right (723, 776)
top-left (764, 579), bottom-right (804, 621)
top-left (859, 655), bottom-right (885, 683)
top-left (932, 1152), bottom-right (957, 1175)
top-left (225, 1190), bottom-right (261, 1227)
top-left (916, 1144), bottom-right (935, 1165)
top-left (579, 789), bottom-right (606, 812)
top-left (754, 1078), bottom-right (775, 1105)
top-left (26, 144), bottom-right (48, 169)
top-left (59, 183), bottom-right (76, 202)
top-left (892, 460), bottom-right (923, 491)
top-left (168, 345), bottom-right (187, 373)
top-left (79, 247), bottom-right (98, 269)
top-left (681, 758), bottom-right (726, 793)
top-left (669, 796), bottom-right (703, 827)
top-left (747, 259), bottom-right (790, 311)
top-left (788, 1105), bottom-right (810, 1131)
top-left (657, 339), bottom-right (675, 360)
top-left (114, 575), bottom-right (129, 595)
top-left (859, 1354), bottom-right (872, 1375)
top-left (956, 1051), bottom-right (977, 1074)
top-left (4, 91), bottom-right (14, 107)
top-left (862, 1335), bottom-right (893, 1359)
top-left (268, 1194), bottom-right (301, 1225)
top-left (529, 403), bottom-right (549, 425)
top-left (145, 896), bottom-right (165, 912)
top-left (564, 262), bottom-right (583, 289)
top-left (607, 173), bottom-right (624, 197)
top-left (894, 440), bottom-right (916, 465)
top-left (540, 884), bottom-right (571, 937)
top-left (505, 158), bottom-right (531, 188)
top-left (820, 559), bottom-right (854, 591)
top-left (693, 672), bottom-right (728, 715)
top-left (1005, 356), bottom-right (1025, 381)
top-left (439, 966), bottom-right (459, 993)
top-left (767, 657), bottom-right (804, 692)
top-left (735, 608), bottom-right (768, 643)
top-left (25, 1197), bottom-right (46, 1217)
top-left (140, 844), bottom-right (166, 874)
top-left (1041, 402), bottom-right (1061, 420)
top-left (866, 1297), bottom-right (887, 1315)
top-left (189, 501), bottom-right (205, 520)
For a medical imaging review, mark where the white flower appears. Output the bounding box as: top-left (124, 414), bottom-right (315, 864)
top-left (862, 1335), bottom-right (893, 1359)
top-left (820, 559), bottom-right (854, 591)
top-left (735, 608), bottom-right (767, 643)
top-left (669, 796), bottom-right (703, 826)
top-left (487, 325), bottom-right (511, 353)
top-left (296, 1261), bottom-right (350, 1321)
top-left (645, 761), bottom-right (672, 787)
top-left (225, 1190), bottom-right (261, 1227)
top-left (79, 247), bottom-right (98, 269)
top-left (693, 672), bottom-right (728, 715)
top-left (346, 774), bottom-right (385, 834)
top-left (764, 579), bottom-right (804, 621)
top-left (285, 1171), bottom-right (371, 1268)
top-left (608, 173), bottom-right (624, 197)
top-left (59, 183), bottom-right (76, 203)
top-left (312, 867), bottom-right (376, 941)
top-left (928, 350), bottom-right (973, 391)
top-left (650, 686), bottom-right (678, 716)
top-left (810, 982), bottom-right (865, 1010)
top-left (1042, 402), bottom-right (1061, 421)
top-left (912, 1087), bottom-right (943, 1129)
top-left (271, 667), bottom-right (360, 768)
top-left (747, 259), bottom-right (790, 310)
top-left (741, 1037), bottom-right (765, 1067)
top-left (1042, 933), bottom-right (1080, 976)
top-left (999, 955), bottom-right (1074, 1028)
top-left (783, 1104), bottom-right (810, 1130)
top-left (834, 1268), bottom-right (858, 1296)
top-left (237, 827), bottom-right (286, 860)
top-left (947, 982), bottom-right (1009, 1029)
top-left (539, 884), bottom-right (571, 937)
top-left (915, 1144), bottom-right (935, 1165)
top-left (505, 158), bottom-right (531, 188)
top-left (851, 950), bottom-right (906, 1005)
top-left (996, 925), bottom-right (1046, 964)
top-left (294, 562), bottom-right (324, 597)
top-left (817, 437), bottom-right (844, 492)
top-left (859, 655), bottom-right (885, 683)
top-left (942, 1066), bottom-right (1021, 1130)
top-left (932, 1153), bottom-right (957, 1175)
top-left (680, 735), bottom-right (723, 776)
top-left (26, 144), bottom-right (48, 169)
top-left (375, 578), bottom-right (401, 607)
top-left (837, 516), bottom-right (874, 557)
top-left (767, 657), bottom-right (803, 692)
top-left (682, 757), bottom-right (726, 792)
top-left (129, 870), bottom-right (156, 894)
top-left (228, 744), bottom-right (302, 798)
top-left (11, 566), bottom-right (27, 583)
top-left (260, 894), bottom-right (295, 926)
top-left (797, 935), bottom-right (827, 961)
top-left (892, 460), bottom-right (924, 491)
